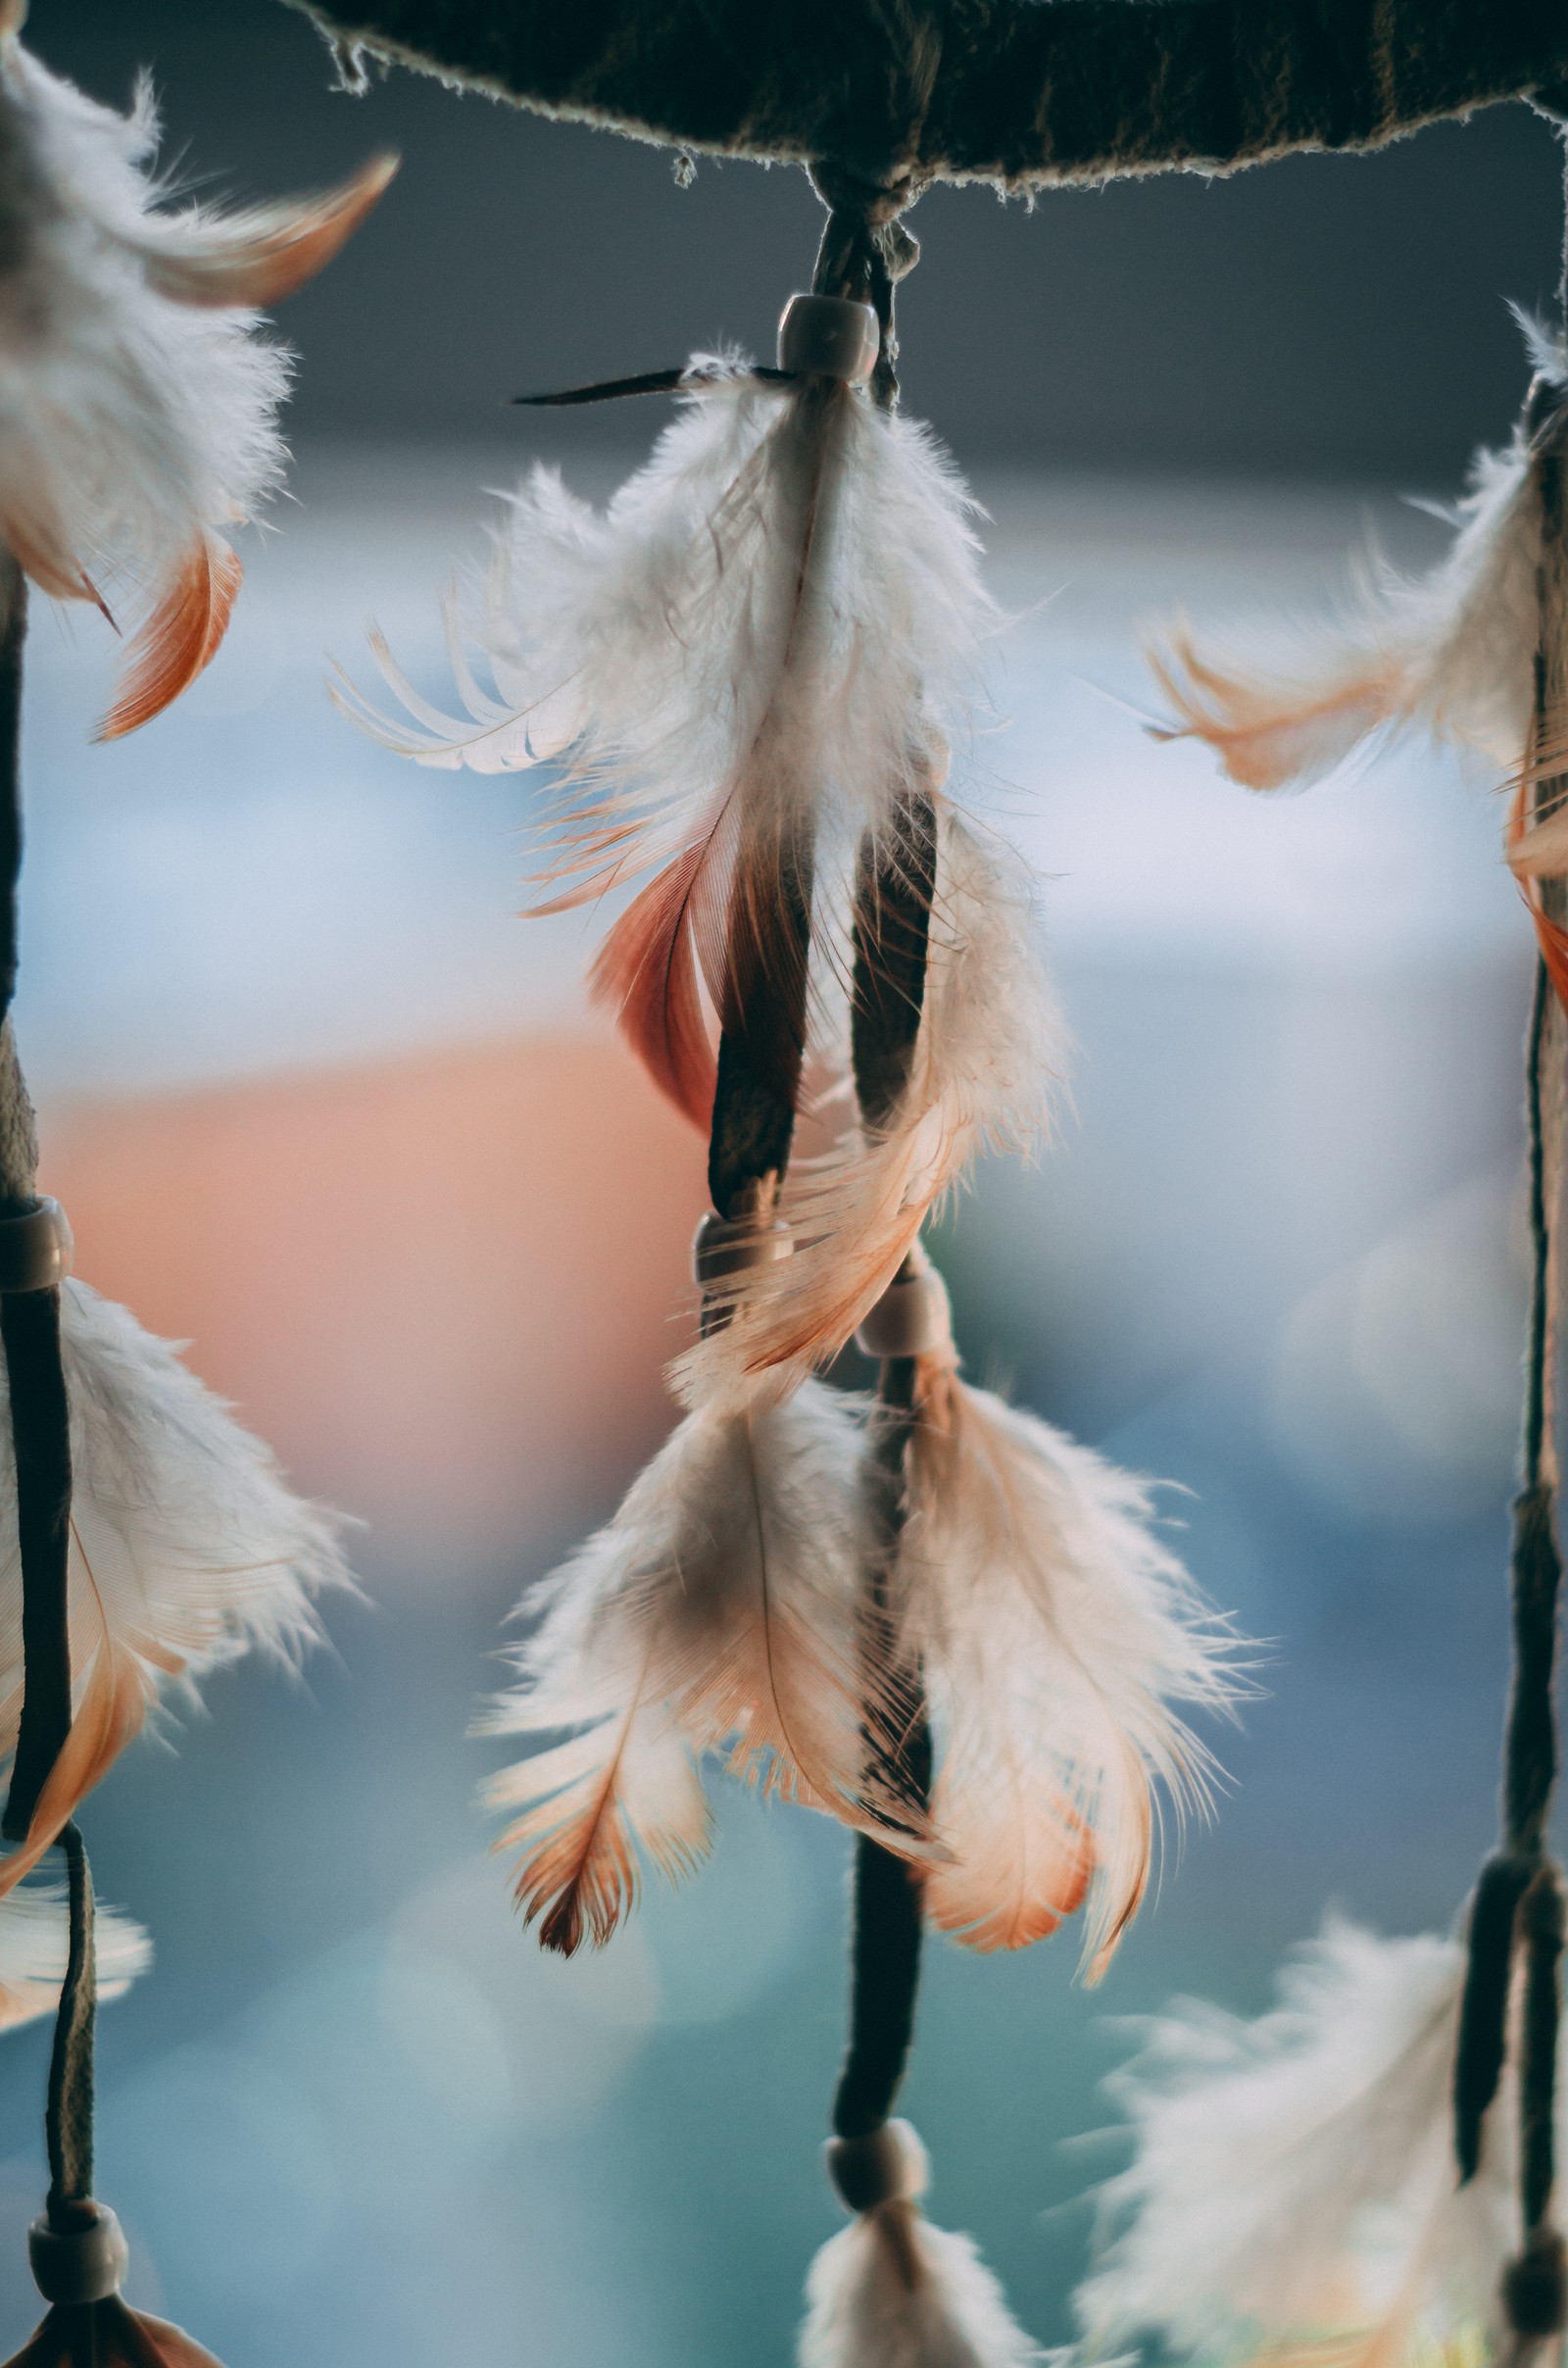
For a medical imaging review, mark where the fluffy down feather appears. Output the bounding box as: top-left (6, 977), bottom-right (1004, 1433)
top-left (0, 1878), bottom-right (149, 2033)
top-left (0, 1279), bottom-right (351, 1888)
top-left (679, 813), bottom-right (1062, 1406)
top-left (0, 10), bottom-right (391, 733)
top-left (334, 355), bottom-right (993, 1128)
top-left (1149, 336), bottom-right (1560, 789)
top-left (480, 1379), bottom-right (927, 1955)
top-left (802, 2213), bottom-right (1042, 2368)
top-left (901, 1355), bottom-right (1240, 1975)
top-left (1076, 1919), bottom-right (1516, 2368)
top-left (802, 2125), bottom-right (1041, 2368)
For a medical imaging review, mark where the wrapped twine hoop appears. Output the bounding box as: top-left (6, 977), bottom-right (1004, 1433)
top-left (287, 0), bottom-right (1568, 186)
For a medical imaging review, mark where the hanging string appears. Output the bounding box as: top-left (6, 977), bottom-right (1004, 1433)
top-left (45, 1824), bottom-right (95, 2230)
top-left (1453, 237), bottom-right (1568, 2337)
top-left (0, 548), bottom-right (73, 1850)
top-left (818, 165), bottom-right (937, 2190)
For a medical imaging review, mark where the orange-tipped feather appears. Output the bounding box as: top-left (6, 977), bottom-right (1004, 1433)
top-left (895, 1347), bottom-right (1240, 1978)
top-left (95, 533), bottom-right (241, 740)
top-left (590, 843), bottom-right (718, 1130)
top-left (125, 154), bottom-right (399, 310)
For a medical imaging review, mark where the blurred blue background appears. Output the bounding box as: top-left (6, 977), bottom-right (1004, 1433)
top-left (0, 7), bottom-right (1555, 2364)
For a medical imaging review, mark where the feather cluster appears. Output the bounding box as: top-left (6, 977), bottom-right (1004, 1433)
top-left (682, 814), bottom-right (1062, 1406)
top-left (0, 1878), bottom-right (148, 2032)
top-left (0, 1278), bottom-right (351, 1887)
top-left (1149, 321), bottom-right (1568, 996)
top-left (1148, 348), bottom-right (1554, 788)
top-left (480, 1379), bottom-right (927, 1956)
top-left (0, 2), bottom-right (392, 735)
top-left (900, 1348), bottom-right (1240, 1974)
top-left (801, 2123), bottom-right (1041, 2368)
top-left (336, 359), bottom-right (1049, 1390)
top-left (1076, 1918), bottom-right (1517, 2368)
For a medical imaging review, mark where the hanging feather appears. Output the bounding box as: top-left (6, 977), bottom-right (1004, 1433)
top-left (802, 2120), bottom-right (1041, 2368)
top-left (678, 813), bottom-right (1062, 1405)
top-left (1148, 330), bottom-right (1556, 788)
top-left (5, 2295), bottom-right (225, 2368)
top-left (480, 1377), bottom-right (929, 1955)
top-left (334, 342), bottom-right (993, 1132)
top-left (0, 1878), bottom-right (147, 2033)
top-left (0, 5), bottom-right (393, 735)
top-left (0, 1278), bottom-right (351, 1890)
top-left (1075, 1918), bottom-right (1518, 2368)
top-left (893, 1319), bottom-right (1241, 1978)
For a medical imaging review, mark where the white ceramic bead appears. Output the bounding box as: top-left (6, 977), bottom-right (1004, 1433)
top-left (855, 1256), bottom-right (952, 1360)
top-left (777, 294), bottom-right (879, 385)
top-left (824, 2118), bottom-right (929, 2213)
top-left (0, 1198), bottom-right (73, 1295)
top-left (28, 2204), bottom-right (127, 2304)
top-left (692, 1209), bottom-right (792, 1286)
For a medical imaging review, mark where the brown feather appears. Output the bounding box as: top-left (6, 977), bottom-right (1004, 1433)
top-left (590, 842), bottom-right (718, 1130)
top-left (96, 533), bottom-right (241, 740)
top-left (127, 155), bottom-right (399, 311)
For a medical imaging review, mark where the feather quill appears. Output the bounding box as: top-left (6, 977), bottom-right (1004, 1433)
top-left (334, 354), bottom-right (993, 1130)
top-left (0, 1279), bottom-right (351, 1889)
top-left (801, 2124), bottom-right (1042, 2368)
top-left (0, 1878), bottom-right (149, 2033)
top-left (0, 11), bottom-right (391, 733)
top-left (900, 1349), bottom-right (1240, 1976)
top-left (480, 1378), bottom-right (928, 1955)
top-left (1076, 1919), bottom-right (1516, 2368)
top-left (679, 813), bottom-right (1062, 1404)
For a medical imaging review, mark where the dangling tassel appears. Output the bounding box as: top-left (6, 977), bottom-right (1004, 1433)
top-left (803, 2121), bottom-right (1041, 2368)
top-left (334, 229), bottom-right (1004, 1352)
top-left (480, 1377), bottom-right (932, 1954)
top-left (1081, 297), bottom-right (1568, 2348)
top-left (2, 1824), bottom-right (226, 2368)
top-left (0, 7), bottom-right (393, 736)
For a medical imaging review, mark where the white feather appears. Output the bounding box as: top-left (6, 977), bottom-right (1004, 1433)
top-left (480, 1378), bottom-right (926, 1953)
top-left (1149, 331), bottom-right (1563, 790)
top-left (899, 1364), bottom-right (1241, 1974)
top-left (1076, 1919), bottom-right (1518, 2367)
top-left (802, 2207), bottom-right (1043, 2368)
top-left (679, 812), bottom-right (1064, 1406)
top-left (334, 356), bottom-right (995, 1132)
top-left (0, 21), bottom-right (389, 732)
top-left (0, 1278), bottom-right (352, 1875)
top-left (0, 1879), bottom-right (151, 2033)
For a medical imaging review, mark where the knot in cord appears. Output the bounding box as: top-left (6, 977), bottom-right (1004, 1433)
top-left (807, 159), bottom-right (925, 408)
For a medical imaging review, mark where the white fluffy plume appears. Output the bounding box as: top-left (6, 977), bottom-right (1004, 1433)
top-left (1149, 330), bottom-right (1561, 791)
top-left (1076, 1919), bottom-right (1516, 2368)
top-left (0, 1278), bottom-right (351, 1886)
top-left (333, 352), bottom-right (994, 1134)
top-left (480, 1379), bottom-right (928, 1955)
top-left (0, 1879), bottom-right (150, 2033)
top-left (679, 812), bottom-right (1063, 1406)
top-left (901, 1355), bottom-right (1241, 1975)
top-left (801, 2124), bottom-right (1042, 2368)
top-left (0, 6), bottom-right (392, 735)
